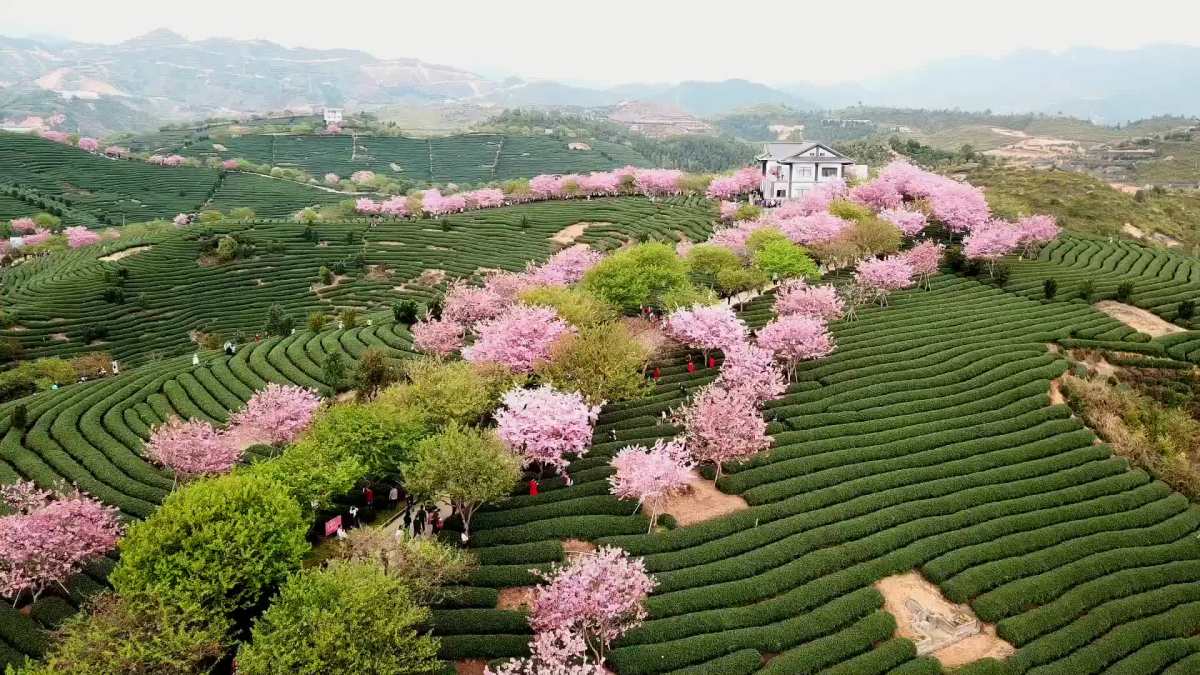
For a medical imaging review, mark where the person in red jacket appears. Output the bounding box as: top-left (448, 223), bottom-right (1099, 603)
top-left (686, 360), bottom-right (696, 373)
top-left (653, 367), bottom-right (661, 380)
top-left (708, 355), bottom-right (717, 369)
top-left (529, 479), bottom-right (539, 496)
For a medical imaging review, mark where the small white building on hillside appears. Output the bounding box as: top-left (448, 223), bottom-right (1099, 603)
top-left (322, 107), bottom-right (344, 125)
top-left (757, 142), bottom-right (865, 200)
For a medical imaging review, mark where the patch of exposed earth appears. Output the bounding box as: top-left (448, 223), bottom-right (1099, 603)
top-left (660, 469), bottom-right (749, 526)
top-left (98, 245), bottom-right (151, 262)
top-left (1094, 301), bottom-right (1186, 337)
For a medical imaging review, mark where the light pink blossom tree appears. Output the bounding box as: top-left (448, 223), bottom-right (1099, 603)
top-left (379, 196), bottom-right (409, 217)
top-left (963, 220), bottom-right (1022, 269)
top-left (773, 280), bottom-right (845, 321)
top-left (1015, 214), bottom-right (1061, 258)
top-left (527, 245), bottom-right (603, 286)
top-left (323, 173), bottom-right (340, 186)
top-left (0, 482), bottom-right (122, 605)
top-left (172, 213), bottom-right (190, 227)
top-left (354, 197), bottom-right (382, 215)
top-left (528, 546), bottom-right (657, 665)
top-left (465, 188), bottom-right (506, 209)
top-left (21, 229), bottom-right (51, 247)
top-left (677, 384), bottom-right (771, 478)
top-left (718, 201), bottom-right (738, 221)
top-left (411, 315), bottom-right (465, 359)
top-left (226, 383), bottom-right (322, 447)
top-left (64, 226), bottom-right (101, 249)
top-left (608, 439), bottom-right (694, 531)
top-left (664, 304), bottom-right (748, 361)
top-left (442, 281), bottom-right (510, 329)
top-left (9, 218), bottom-right (36, 234)
top-left (464, 305), bottom-right (575, 373)
top-left (496, 385), bottom-right (600, 482)
top-left (144, 416), bottom-right (242, 482)
top-left (221, 158), bottom-right (240, 170)
top-left (756, 315), bottom-right (836, 380)
top-left (853, 255), bottom-right (915, 306)
top-left (879, 207), bottom-right (928, 237)
top-left (487, 629), bottom-right (604, 675)
top-left (777, 212), bottom-right (853, 246)
top-left (350, 170), bottom-right (376, 184)
top-left (77, 137), bottom-right (99, 153)
top-left (716, 341), bottom-right (787, 404)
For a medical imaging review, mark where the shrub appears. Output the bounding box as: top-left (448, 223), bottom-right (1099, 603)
top-left (392, 299), bottom-right (420, 325)
top-left (518, 285), bottom-right (618, 328)
top-left (318, 266), bottom-right (333, 285)
top-left (379, 359), bottom-right (518, 429)
top-left (264, 304), bottom-right (294, 337)
top-left (1177, 299), bottom-right (1195, 321)
top-left (744, 228), bottom-right (790, 255)
top-left (20, 593), bottom-right (228, 675)
top-left (354, 347), bottom-right (398, 399)
top-left (685, 244), bottom-right (741, 276)
top-left (733, 204), bottom-right (761, 221)
top-left (1043, 278), bottom-right (1058, 300)
top-left (306, 312), bottom-right (328, 332)
top-left (752, 240), bottom-right (820, 280)
top-left (236, 562), bottom-right (441, 675)
top-left (1078, 279), bottom-right (1095, 301)
top-left (990, 264), bottom-right (1011, 287)
top-left (110, 473), bottom-right (309, 620)
top-left (1116, 281), bottom-right (1135, 302)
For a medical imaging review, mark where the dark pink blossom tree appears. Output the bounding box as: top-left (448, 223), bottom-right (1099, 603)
top-left (145, 416), bottom-right (242, 482)
top-left (774, 280), bottom-right (845, 321)
top-left (664, 304), bottom-right (748, 361)
top-left (411, 315), bottom-right (465, 360)
top-left (716, 341), bottom-right (787, 404)
top-left (608, 439), bottom-right (694, 531)
top-left (854, 255), bottom-right (915, 306)
top-left (463, 305), bottom-right (575, 373)
top-left (496, 385), bottom-right (600, 483)
top-left (226, 383), bottom-right (322, 448)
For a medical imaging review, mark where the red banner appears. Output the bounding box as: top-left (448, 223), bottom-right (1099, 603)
top-left (324, 515), bottom-right (342, 537)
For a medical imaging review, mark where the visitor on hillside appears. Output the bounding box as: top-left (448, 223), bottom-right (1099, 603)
top-left (192, 353), bottom-right (200, 367)
top-left (609, 429), bottom-right (617, 442)
top-left (413, 507), bottom-right (426, 536)
top-left (429, 508), bottom-right (442, 533)
top-left (348, 505), bottom-right (359, 525)
top-left (111, 360), bottom-right (119, 374)
top-left (363, 486), bottom-right (374, 507)
top-left (686, 360), bottom-right (696, 373)
top-left (678, 383), bottom-right (686, 395)
top-left (708, 356), bottom-right (717, 369)
top-left (528, 479), bottom-right (539, 496)
top-left (402, 505), bottom-right (412, 532)
top-left (653, 367), bottom-right (661, 381)
top-left (388, 486), bottom-right (400, 509)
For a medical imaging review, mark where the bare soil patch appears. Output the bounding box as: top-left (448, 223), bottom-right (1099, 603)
top-left (376, 241), bottom-right (406, 246)
top-left (1094, 301), bottom-right (1186, 337)
top-left (1122, 223), bottom-right (1146, 239)
top-left (366, 265), bottom-right (391, 281)
top-left (561, 539), bottom-right (596, 558)
top-left (496, 586), bottom-right (536, 611)
top-left (455, 660), bottom-right (488, 675)
top-left (98, 245), bottom-right (151, 262)
top-left (1049, 379), bottom-right (1066, 406)
top-left (335, 390), bottom-right (356, 404)
top-left (416, 269), bottom-right (447, 286)
top-left (661, 469), bottom-right (749, 526)
top-left (876, 571), bottom-right (1013, 668)
top-left (50, 332), bottom-right (69, 342)
top-left (551, 222), bottom-right (605, 246)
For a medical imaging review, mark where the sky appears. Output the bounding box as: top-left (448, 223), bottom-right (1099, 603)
top-left (3, 0), bottom-right (1200, 85)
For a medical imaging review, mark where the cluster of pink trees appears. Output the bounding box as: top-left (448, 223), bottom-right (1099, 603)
top-left (756, 315), bottom-right (836, 379)
top-left (37, 130), bottom-right (70, 145)
top-left (879, 206), bottom-right (928, 237)
top-left (664, 305), bottom-right (748, 361)
top-left (76, 137), bottom-right (100, 153)
top-left (704, 167), bottom-right (760, 200)
top-left (9, 218), bottom-right (37, 234)
top-left (412, 246), bottom-right (604, 363)
top-left (145, 384), bottom-right (321, 481)
top-left (146, 154), bottom-right (186, 167)
top-left (609, 439), bottom-right (694, 531)
top-left (718, 200), bottom-right (739, 221)
top-left (490, 546), bottom-right (656, 672)
top-left (64, 226), bottom-right (102, 249)
top-left (0, 482), bottom-right (122, 605)
top-left (962, 215), bottom-right (1061, 264)
top-left (496, 385), bottom-right (600, 483)
top-left (850, 161), bottom-right (990, 233)
top-left (716, 341), bottom-right (787, 404)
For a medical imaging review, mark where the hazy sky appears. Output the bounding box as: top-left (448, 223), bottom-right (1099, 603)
top-left (3, 0), bottom-right (1200, 85)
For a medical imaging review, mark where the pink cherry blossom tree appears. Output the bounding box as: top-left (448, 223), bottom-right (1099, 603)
top-left (578, 172), bottom-right (620, 197)
top-left (38, 130), bottom-right (70, 145)
top-left (465, 188), bottom-right (506, 209)
top-left (1015, 214), bottom-right (1061, 258)
top-left (901, 240), bottom-right (943, 290)
top-left (634, 169), bottom-right (683, 197)
top-left (677, 384), bottom-right (771, 478)
top-left (530, 175), bottom-right (566, 199)
top-left (528, 546), bottom-right (657, 665)
top-left (464, 305), bottom-right (575, 373)
top-left (226, 383), bottom-right (322, 448)
top-left (77, 137), bottom-right (100, 153)
top-left (718, 201), bottom-right (738, 221)
top-left (879, 207), bottom-right (928, 237)
top-left (442, 281), bottom-right (510, 329)
top-left (496, 385), bottom-right (600, 483)
top-left (608, 439), bottom-right (694, 531)
top-left (9, 218), bottom-right (36, 234)
top-left (354, 197), bottom-right (382, 215)
top-left (716, 341), bottom-right (787, 404)
top-left (526, 245), bottom-right (603, 286)
top-left (705, 167), bottom-right (759, 200)
top-left (776, 179), bottom-right (848, 217)
top-left (411, 315), bottom-right (465, 359)
top-left (664, 304), bottom-right (748, 361)
top-left (64, 226), bottom-right (101, 249)
top-left (172, 213), bottom-right (191, 227)
top-left (773, 280), bottom-right (845, 321)
top-left (323, 173), bottom-right (340, 186)
top-left (777, 212), bottom-right (853, 246)
top-left (756, 315), bottom-right (836, 380)
top-left (21, 229), bottom-right (51, 247)
top-left (161, 155), bottom-right (185, 167)
top-left (0, 482), bottom-right (122, 605)
top-left (144, 416), bottom-right (242, 483)
top-left (350, 170), bottom-right (376, 184)
top-left (221, 158), bottom-right (240, 170)
top-left (963, 220), bottom-right (1022, 270)
top-left (854, 255), bottom-right (915, 306)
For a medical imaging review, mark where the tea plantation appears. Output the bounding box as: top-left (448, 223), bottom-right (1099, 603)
top-left (4, 190), bottom-right (1200, 672)
top-left (176, 133), bottom-right (653, 183)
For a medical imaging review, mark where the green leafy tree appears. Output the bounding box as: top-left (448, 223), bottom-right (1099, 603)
top-left (744, 228), bottom-right (789, 255)
top-left (245, 436), bottom-right (366, 514)
top-left (535, 323), bottom-right (650, 405)
top-left (716, 267), bottom-right (769, 298)
top-left (1116, 281), bottom-right (1135, 302)
top-left (336, 530), bottom-right (474, 603)
top-left (321, 352), bottom-right (348, 392)
top-left (518, 285), bottom-right (617, 328)
top-left (214, 235), bottom-right (239, 262)
top-left (110, 473), bottom-right (309, 620)
top-left (685, 244), bottom-right (741, 276)
top-left (582, 242), bottom-right (693, 312)
top-left (392, 300), bottom-right (420, 325)
top-left (354, 347), bottom-right (397, 399)
top-left (752, 240), bottom-right (820, 280)
top-left (265, 304), bottom-right (294, 337)
top-left (236, 562), bottom-right (441, 675)
top-left (318, 266), bottom-right (333, 285)
top-left (303, 402), bottom-right (428, 478)
top-left (229, 207), bottom-right (256, 221)
top-left (378, 359), bottom-right (519, 429)
top-left (404, 424), bottom-right (521, 539)
top-left (307, 312), bottom-right (329, 333)
top-left (1043, 278), bottom-right (1058, 300)
top-left (19, 593), bottom-right (227, 675)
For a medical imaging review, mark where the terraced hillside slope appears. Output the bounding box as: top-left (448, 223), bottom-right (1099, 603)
top-left (1, 197), bottom-right (716, 364)
top-left (173, 134), bottom-right (653, 184)
top-left (0, 133), bottom-right (344, 225)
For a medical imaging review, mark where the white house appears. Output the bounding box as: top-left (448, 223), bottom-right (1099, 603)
top-left (322, 107), bottom-right (344, 125)
top-left (757, 142), bottom-right (864, 200)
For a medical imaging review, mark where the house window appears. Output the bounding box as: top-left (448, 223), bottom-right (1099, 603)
top-left (794, 165), bottom-right (814, 180)
top-left (821, 166), bottom-right (840, 178)
top-left (775, 188), bottom-right (787, 198)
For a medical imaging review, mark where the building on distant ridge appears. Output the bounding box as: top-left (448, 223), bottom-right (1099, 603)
top-left (322, 107), bottom-right (344, 125)
top-left (756, 142), bottom-right (866, 200)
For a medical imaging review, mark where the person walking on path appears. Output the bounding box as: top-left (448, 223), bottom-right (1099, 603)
top-left (402, 506), bottom-right (412, 533)
top-left (413, 506), bottom-right (426, 536)
top-left (528, 480), bottom-right (539, 497)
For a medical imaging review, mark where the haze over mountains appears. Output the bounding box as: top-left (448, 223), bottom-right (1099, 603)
top-left (2, 30), bottom-right (1199, 134)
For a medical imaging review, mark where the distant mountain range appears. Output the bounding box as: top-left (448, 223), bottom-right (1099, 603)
top-left (2, 30), bottom-right (1199, 135)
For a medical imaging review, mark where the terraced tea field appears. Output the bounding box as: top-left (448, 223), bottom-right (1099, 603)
top-left (0, 196), bottom-right (715, 365)
top-left (177, 133), bottom-right (653, 184)
top-left (5, 193), bottom-right (1200, 673)
top-left (0, 133), bottom-right (349, 224)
